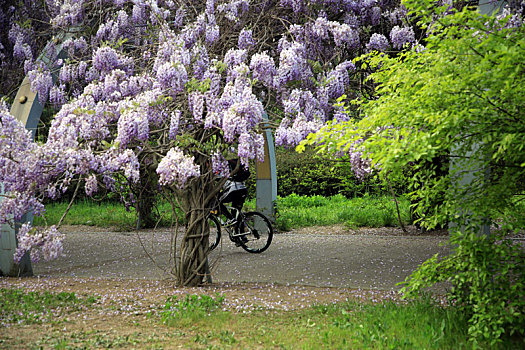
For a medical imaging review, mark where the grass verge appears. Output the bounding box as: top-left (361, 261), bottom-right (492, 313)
top-left (34, 194), bottom-right (411, 231)
top-left (1, 288), bottom-right (491, 349)
top-left (264, 193), bottom-right (410, 231)
top-left (0, 288), bottom-right (97, 326)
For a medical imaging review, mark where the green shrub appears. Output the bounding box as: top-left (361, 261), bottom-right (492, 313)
top-left (401, 230), bottom-right (525, 345)
top-left (247, 147), bottom-right (408, 199)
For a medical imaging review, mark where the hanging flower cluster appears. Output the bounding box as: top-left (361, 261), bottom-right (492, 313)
top-left (0, 0), bottom-right (473, 264)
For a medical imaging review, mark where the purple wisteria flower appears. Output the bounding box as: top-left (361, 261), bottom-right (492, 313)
top-left (275, 116), bottom-right (324, 147)
top-left (92, 46), bottom-right (121, 73)
top-left (238, 28), bottom-right (255, 49)
top-left (26, 62), bottom-right (53, 104)
top-left (250, 52), bottom-right (277, 88)
top-left (367, 33), bottom-right (390, 52)
top-left (169, 110), bottom-right (181, 140)
top-left (15, 224), bottom-right (64, 263)
top-left (85, 174), bottom-right (98, 196)
top-left (277, 42), bottom-right (308, 86)
top-left (157, 148), bottom-right (200, 188)
top-left (390, 26), bottom-right (415, 49)
top-left (211, 151), bottom-right (229, 177)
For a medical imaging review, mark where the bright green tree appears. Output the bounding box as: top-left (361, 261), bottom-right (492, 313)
top-left (302, 1), bottom-right (525, 344)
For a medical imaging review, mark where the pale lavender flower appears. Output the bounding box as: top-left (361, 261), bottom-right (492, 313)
top-left (15, 224), bottom-right (64, 263)
top-left (277, 42), bottom-right (307, 85)
top-left (390, 26), bottom-right (415, 49)
top-left (49, 85), bottom-right (66, 107)
top-left (116, 107), bottom-right (150, 149)
top-left (217, 0), bottom-right (250, 22)
top-left (212, 152), bottom-right (229, 176)
top-left (93, 46), bottom-right (120, 73)
top-left (331, 23), bottom-right (359, 48)
top-left (224, 49), bottom-right (247, 70)
top-left (156, 61), bottom-right (188, 94)
top-left (157, 148), bottom-right (200, 188)
top-left (169, 110), bottom-right (181, 140)
top-left (250, 52), bottom-right (277, 88)
top-left (189, 91), bottom-right (205, 122)
top-left (206, 24), bottom-right (220, 44)
top-left (117, 149), bottom-right (140, 183)
top-left (312, 17), bottom-right (330, 40)
top-left (237, 132), bottom-right (265, 164)
top-left (62, 36), bottom-right (88, 57)
top-left (283, 89), bottom-right (325, 121)
top-left (275, 116), bottom-right (324, 147)
top-left (51, 0), bottom-right (84, 27)
top-left (280, 0), bottom-right (303, 13)
top-left (28, 64), bottom-right (53, 104)
top-left (85, 174), bottom-right (98, 196)
top-left (349, 142), bottom-right (373, 180)
top-left (238, 28), bottom-right (255, 49)
top-left (367, 33), bottom-right (390, 52)
top-left (192, 45), bottom-right (209, 80)
top-left (173, 6), bottom-right (185, 28)
top-left (132, 3), bottom-right (146, 24)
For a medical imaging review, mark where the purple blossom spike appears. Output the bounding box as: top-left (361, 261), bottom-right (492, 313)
top-left (238, 28), bottom-right (255, 49)
top-left (390, 26), bottom-right (415, 49)
top-left (367, 33), bottom-right (390, 52)
top-left (157, 148), bottom-right (200, 188)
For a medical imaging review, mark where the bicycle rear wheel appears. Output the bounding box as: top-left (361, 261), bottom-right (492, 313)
top-left (207, 214), bottom-right (221, 251)
top-left (238, 211), bottom-right (273, 253)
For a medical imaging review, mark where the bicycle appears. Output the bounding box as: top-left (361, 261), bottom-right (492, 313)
top-left (207, 206), bottom-right (273, 253)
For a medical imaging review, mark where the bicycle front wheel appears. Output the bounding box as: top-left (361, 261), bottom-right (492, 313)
top-left (238, 211), bottom-right (273, 253)
top-left (207, 214), bottom-right (221, 251)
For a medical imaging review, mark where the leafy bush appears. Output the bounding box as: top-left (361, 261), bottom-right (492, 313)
top-left (247, 147), bottom-right (408, 199)
top-left (401, 230), bottom-right (525, 345)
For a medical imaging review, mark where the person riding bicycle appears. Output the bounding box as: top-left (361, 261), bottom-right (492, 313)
top-left (218, 159), bottom-right (250, 224)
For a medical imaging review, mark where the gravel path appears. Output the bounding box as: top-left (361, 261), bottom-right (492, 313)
top-left (30, 225), bottom-right (450, 290)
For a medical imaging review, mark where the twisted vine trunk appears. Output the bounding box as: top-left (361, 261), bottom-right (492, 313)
top-left (177, 155), bottom-right (222, 286)
top-left (179, 182), bottom-right (211, 286)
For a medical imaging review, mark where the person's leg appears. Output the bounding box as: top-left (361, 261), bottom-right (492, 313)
top-left (231, 188), bottom-right (248, 212)
top-left (231, 189), bottom-right (248, 238)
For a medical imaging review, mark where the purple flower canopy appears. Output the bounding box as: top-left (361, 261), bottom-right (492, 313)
top-left (1, 0), bottom-right (425, 262)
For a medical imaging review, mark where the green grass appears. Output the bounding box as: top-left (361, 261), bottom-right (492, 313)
top-left (33, 199), bottom-right (182, 229)
top-left (0, 288), bottom-right (97, 326)
top-left (147, 293), bottom-right (473, 349)
top-left (4, 289), bottom-right (520, 348)
top-left (263, 193), bottom-right (410, 231)
top-left (34, 194), bottom-right (410, 231)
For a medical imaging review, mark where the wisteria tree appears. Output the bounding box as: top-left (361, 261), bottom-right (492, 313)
top-left (1, 0), bottom-right (421, 286)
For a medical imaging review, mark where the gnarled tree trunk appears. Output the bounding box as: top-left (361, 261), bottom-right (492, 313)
top-left (176, 155), bottom-right (223, 286)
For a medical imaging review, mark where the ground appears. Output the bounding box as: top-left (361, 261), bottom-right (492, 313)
top-left (1, 224), bottom-right (450, 348)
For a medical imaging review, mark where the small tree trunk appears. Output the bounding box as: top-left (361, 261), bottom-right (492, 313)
top-left (176, 161), bottom-right (219, 286)
top-left (134, 166), bottom-right (158, 229)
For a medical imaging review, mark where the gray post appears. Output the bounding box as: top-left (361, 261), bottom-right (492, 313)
top-left (448, 0), bottom-right (505, 237)
top-left (0, 35), bottom-right (70, 276)
top-left (255, 113), bottom-right (277, 223)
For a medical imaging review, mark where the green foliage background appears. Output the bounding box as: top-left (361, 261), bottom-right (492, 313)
top-left (246, 147), bottom-right (406, 199)
top-left (304, 0), bottom-right (525, 344)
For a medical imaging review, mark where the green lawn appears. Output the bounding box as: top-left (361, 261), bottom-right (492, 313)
top-left (2, 288), bottom-right (490, 349)
top-left (34, 194), bottom-right (411, 231)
